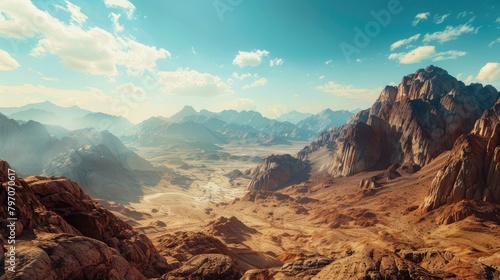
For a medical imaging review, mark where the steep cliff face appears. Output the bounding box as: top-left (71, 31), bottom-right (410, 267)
top-left (420, 100), bottom-right (500, 221)
top-left (0, 160), bottom-right (167, 279)
top-left (247, 154), bottom-right (310, 191)
top-left (299, 65), bottom-right (499, 177)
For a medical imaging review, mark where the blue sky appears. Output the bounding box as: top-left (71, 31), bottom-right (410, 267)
top-left (0, 0), bottom-right (499, 122)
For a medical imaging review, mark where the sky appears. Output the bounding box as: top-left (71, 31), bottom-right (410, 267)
top-left (0, 0), bottom-right (499, 123)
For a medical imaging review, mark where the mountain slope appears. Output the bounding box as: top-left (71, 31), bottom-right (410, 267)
top-left (276, 110), bottom-right (313, 124)
top-left (297, 109), bottom-right (353, 133)
top-left (299, 65), bottom-right (499, 177)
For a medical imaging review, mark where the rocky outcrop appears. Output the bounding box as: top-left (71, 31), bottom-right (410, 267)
top-left (420, 100), bottom-right (500, 220)
top-left (161, 254), bottom-right (240, 280)
top-left (312, 249), bottom-right (441, 279)
top-left (247, 154), bottom-right (310, 191)
top-left (299, 66), bottom-right (499, 177)
top-left (0, 160), bottom-right (167, 279)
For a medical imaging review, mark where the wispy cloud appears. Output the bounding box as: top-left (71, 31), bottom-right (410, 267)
top-left (242, 77), bottom-right (268, 89)
top-left (233, 49), bottom-right (269, 68)
top-left (432, 50), bottom-right (467, 61)
top-left (109, 12), bottom-right (123, 33)
top-left (389, 46), bottom-right (436, 64)
top-left (325, 59), bottom-right (333, 65)
top-left (412, 12), bottom-right (430, 26)
top-left (433, 13), bottom-right (450, 24)
top-left (29, 67), bottom-right (60, 81)
top-left (389, 46), bottom-right (467, 64)
top-left (423, 24), bottom-right (479, 44)
top-left (315, 81), bottom-right (382, 101)
top-left (104, 0), bottom-right (135, 19)
top-left (269, 58), bottom-right (283, 67)
top-left (489, 38), bottom-right (500, 48)
top-left (390, 34), bottom-right (420, 50)
top-left (55, 1), bottom-right (87, 26)
top-left (0, 49), bottom-right (20, 71)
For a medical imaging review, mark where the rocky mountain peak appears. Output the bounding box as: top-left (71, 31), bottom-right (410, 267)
top-left (396, 65), bottom-right (461, 102)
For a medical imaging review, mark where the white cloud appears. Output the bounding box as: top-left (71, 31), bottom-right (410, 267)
top-left (158, 68), bottom-right (233, 97)
top-left (0, 0), bottom-right (170, 76)
top-left (412, 12), bottom-right (430, 26)
top-left (356, 58), bottom-right (362, 63)
top-left (315, 81), bottom-right (382, 101)
top-left (232, 72), bottom-right (253, 80)
top-left (389, 46), bottom-right (436, 64)
top-left (432, 50), bottom-right (467, 61)
top-left (390, 34), bottom-right (421, 50)
top-left (191, 47), bottom-right (197, 55)
top-left (476, 62), bottom-right (500, 82)
top-left (489, 38), bottom-right (500, 47)
top-left (269, 58), bottom-right (283, 67)
top-left (242, 78), bottom-right (268, 89)
top-left (109, 12), bottom-right (123, 33)
top-left (65, 1), bottom-right (87, 26)
top-left (319, 75), bottom-right (325, 80)
top-left (104, 0), bottom-right (135, 19)
top-left (423, 24), bottom-right (479, 44)
top-left (433, 13), bottom-right (450, 24)
top-left (0, 49), bottom-right (19, 71)
top-left (497, 17), bottom-right (500, 24)
top-left (232, 49), bottom-right (269, 67)
top-left (325, 59), bottom-right (333, 65)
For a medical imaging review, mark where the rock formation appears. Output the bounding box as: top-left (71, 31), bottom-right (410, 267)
top-left (0, 160), bottom-right (167, 279)
top-left (247, 154), bottom-right (310, 191)
top-left (420, 99), bottom-right (500, 221)
top-left (299, 65), bottom-right (499, 177)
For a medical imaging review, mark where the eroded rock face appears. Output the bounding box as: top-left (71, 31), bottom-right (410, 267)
top-left (299, 66), bottom-right (499, 177)
top-left (14, 233), bottom-right (146, 280)
top-left (312, 249), bottom-right (441, 280)
top-left (247, 154), bottom-right (310, 191)
top-left (0, 160), bottom-right (167, 279)
top-left (420, 100), bottom-right (500, 219)
top-left (161, 254), bottom-right (240, 280)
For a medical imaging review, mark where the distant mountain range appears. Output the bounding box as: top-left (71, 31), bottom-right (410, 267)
top-left (0, 113), bottom-right (160, 202)
top-left (121, 105), bottom-right (353, 148)
top-left (0, 101), bottom-right (133, 135)
top-left (276, 110), bottom-right (313, 124)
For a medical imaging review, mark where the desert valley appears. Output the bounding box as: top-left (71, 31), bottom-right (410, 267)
top-left (1, 0), bottom-right (500, 279)
top-left (1, 65), bottom-right (500, 279)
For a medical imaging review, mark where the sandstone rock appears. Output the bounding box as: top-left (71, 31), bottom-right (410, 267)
top-left (0, 160), bottom-right (167, 279)
top-left (161, 254), bottom-right (239, 280)
top-left (312, 249), bottom-right (441, 279)
top-left (247, 154), bottom-right (310, 191)
top-left (420, 100), bottom-right (500, 221)
top-left (13, 233), bottom-right (146, 280)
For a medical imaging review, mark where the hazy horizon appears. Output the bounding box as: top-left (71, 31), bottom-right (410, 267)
top-left (0, 0), bottom-right (499, 123)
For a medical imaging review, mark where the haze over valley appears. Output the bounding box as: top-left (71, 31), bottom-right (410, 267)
top-left (1, 0), bottom-right (500, 279)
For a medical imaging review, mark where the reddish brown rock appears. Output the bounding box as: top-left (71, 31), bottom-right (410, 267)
top-left (299, 66), bottom-right (499, 178)
top-left (420, 100), bottom-right (500, 222)
top-left (0, 160), bottom-right (167, 279)
top-left (247, 154), bottom-right (310, 191)
top-left (161, 254), bottom-right (239, 280)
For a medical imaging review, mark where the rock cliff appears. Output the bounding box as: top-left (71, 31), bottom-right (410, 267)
top-left (299, 65), bottom-right (499, 177)
top-left (420, 99), bottom-right (500, 221)
top-left (247, 154), bottom-right (310, 191)
top-left (0, 160), bottom-right (167, 279)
